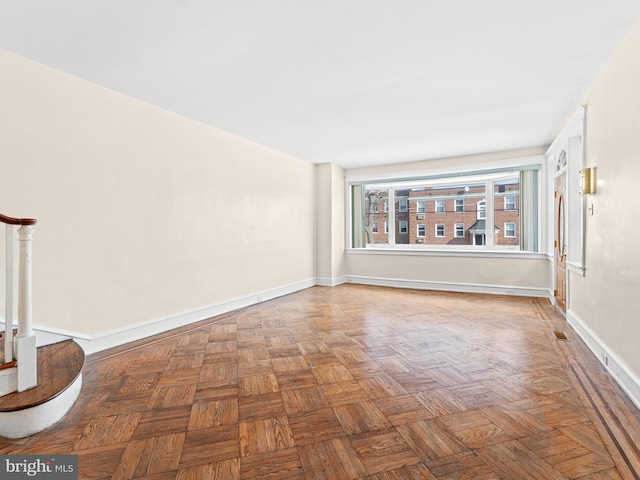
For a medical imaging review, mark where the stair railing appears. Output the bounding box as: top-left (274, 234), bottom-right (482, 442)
top-left (1, 213), bottom-right (37, 393)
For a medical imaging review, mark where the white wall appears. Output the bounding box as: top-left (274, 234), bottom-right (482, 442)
top-left (0, 50), bottom-right (316, 348)
top-left (568, 17), bottom-right (640, 386)
top-left (344, 147), bottom-right (551, 297)
top-left (346, 252), bottom-right (550, 297)
top-left (316, 163), bottom-right (345, 285)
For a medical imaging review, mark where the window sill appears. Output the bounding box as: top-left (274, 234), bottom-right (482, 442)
top-left (346, 247), bottom-right (548, 260)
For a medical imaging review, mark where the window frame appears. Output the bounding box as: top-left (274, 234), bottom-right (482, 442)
top-left (398, 221), bottom-right (408, 234)
top-left (435, 224), bottom-right (445, 237)
top-left (455, 198), bottom-right (464, 212)
top-left (454, 223), bottom-right (465, 238)
top-left (348, 160), bottom-right (543, 253)
top-left (504, 222), bottom-right (516, 238)
top-left (504, 195), bottom-right (516, 211)
top-left (417, 224), bottom-right (426, 237)
top-left (477, 200), bottom-right (486, 220)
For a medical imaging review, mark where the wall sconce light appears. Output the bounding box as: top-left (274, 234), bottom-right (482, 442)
top-left (579, 167), bottom-right (596, 195)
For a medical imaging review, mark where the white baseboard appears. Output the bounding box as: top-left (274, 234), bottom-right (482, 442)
top-left (3, 276), bottom-right (555, 358)
top-left (567, 309), bottom-right (640, 411)
top-left (0, 321), bottom-right (76, 347)
top-left (316, 276), bottom-right (346, 287)
top-left (3, 278), bottom-right (316, 356)
top-left (79, 278), bottom-right (316, 354)
top-left (345, 275), bottom-right (552, 299)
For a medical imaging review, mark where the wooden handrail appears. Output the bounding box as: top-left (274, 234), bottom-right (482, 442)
top-left (0, 361), bottom-right (17, 371)
top-left (0, 213), bottom-right (36, 226)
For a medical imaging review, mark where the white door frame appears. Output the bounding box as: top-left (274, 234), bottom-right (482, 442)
top-left (545, 106), bottom-right (587, 313)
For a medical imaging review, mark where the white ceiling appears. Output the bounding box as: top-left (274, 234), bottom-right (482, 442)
top-left (1, 1), bottom-right (638, 169)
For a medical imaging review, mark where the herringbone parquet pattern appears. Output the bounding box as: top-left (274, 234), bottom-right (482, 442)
top-left (1, 285), bottom-right (639, 479)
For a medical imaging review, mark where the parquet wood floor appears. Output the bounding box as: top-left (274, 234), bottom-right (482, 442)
top-left (1, 285), bottom-right (640, 479)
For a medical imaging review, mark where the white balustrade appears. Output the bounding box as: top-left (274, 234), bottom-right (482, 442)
top-left (15, 224), bottom-right (37, 391)
top-left (1, 214), bottom-right (37, 395)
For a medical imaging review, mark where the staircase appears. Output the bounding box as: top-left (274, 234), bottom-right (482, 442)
top-left (0, 212), bottom-right (84, 438)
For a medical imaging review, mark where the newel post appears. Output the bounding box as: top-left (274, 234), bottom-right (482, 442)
top-left (15, 224), bottom-right (37, 391)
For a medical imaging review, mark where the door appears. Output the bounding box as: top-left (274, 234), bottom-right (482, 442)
top-left (555, 172), bottom-right (567, 313)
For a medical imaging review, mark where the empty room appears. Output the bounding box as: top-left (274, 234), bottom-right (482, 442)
top-left (1, 1), bottom-right (640, 479)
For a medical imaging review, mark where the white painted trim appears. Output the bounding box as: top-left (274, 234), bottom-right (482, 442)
top-left (347, 248), bottom-right (546, 260)
top-left (3, 279), bottom-right (315, 355)
top-left (316, 276), bottom-right (346, 287)
top-left (547, 106), bottom-right (587, 311)
top-left (345, 154), bottom-right (545, 184)
top-left (567, 309), bottom-right (640, 411)
top-left (0, 319), bottom-right (88, 347)
top-left (3, 274), bottom-right (554, 361)
top-left (546, 106), bottom-right (586, 157)
top-left (567, 262), bottom-right (586, 277)
top-left (345, 275), bottom-right (552, 299)
top-left (78, 278), bottom-right (316, 354)
top-left (0, 374), bottom-right (82, 438)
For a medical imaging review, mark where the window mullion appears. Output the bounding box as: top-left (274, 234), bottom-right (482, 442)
top-left (388, 189), bottom-right (396, 246)
top-left (485, 180), bottom-right (495, 247)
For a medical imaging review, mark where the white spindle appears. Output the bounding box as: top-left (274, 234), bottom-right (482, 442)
top-left (4, 225), bottom-right (14, 363)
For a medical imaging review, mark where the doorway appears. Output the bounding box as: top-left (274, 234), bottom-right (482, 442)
top-left (474, 234), bottom-right (485, 246)
top-left (554, 170), bottom-right (567, 313)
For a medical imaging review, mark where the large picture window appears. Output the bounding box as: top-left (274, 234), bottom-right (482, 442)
top-left (351, 167), bottom-right (539, 251)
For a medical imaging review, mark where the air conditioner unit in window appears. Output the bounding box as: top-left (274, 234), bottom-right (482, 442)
top-left (417, 238), bottom-right (425, 243)
top-left (417, 215), bottom-right (425, 220)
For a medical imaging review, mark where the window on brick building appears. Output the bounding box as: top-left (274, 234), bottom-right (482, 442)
top-left (504, 195), bottom-right (516, 210)
top-left (494, 175), bottom-right (521, 246)
top-left (351, 166), bottom-right (538, 251)
top-left (477, 200), bottom-right (486, 219)
top-left (505, 222), bottom-right (516, 238)
top-left (360, 188), bottom-right (389, 245)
